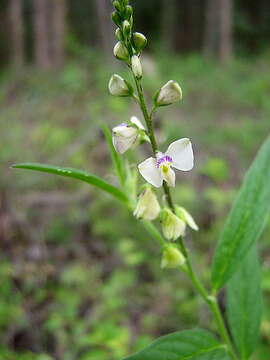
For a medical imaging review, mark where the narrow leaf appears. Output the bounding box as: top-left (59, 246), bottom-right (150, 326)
top-left (227, 244), bottom-right (262, 360)
top-left (212, 135), bottom-right (270, 290)
top-left (12, 163), bottom-right (128, 203)
top-left (123, 329), bottom-right (230, 360)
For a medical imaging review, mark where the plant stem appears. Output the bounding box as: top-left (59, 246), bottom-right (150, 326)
top-left (132, 75), bottom-right (238, 360)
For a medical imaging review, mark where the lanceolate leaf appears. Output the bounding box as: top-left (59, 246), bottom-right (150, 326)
top-left (227, 244), bottom-right (262, 360)
top-left (12, 163), bottom-right (128, 203)
top-left (123, 329), bottom-right (230, 360)
top-left (211, 135), bottom-right (270, 290)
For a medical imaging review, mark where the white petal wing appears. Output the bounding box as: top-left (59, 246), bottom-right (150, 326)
top-left (138, 157), bottom-right (163, 187)
top-left (166, 138), bottom-right (194, 171)
top-left (130, 116), bottom-right (145, 130)
top-left (112, 134), bottom-right (137, 154)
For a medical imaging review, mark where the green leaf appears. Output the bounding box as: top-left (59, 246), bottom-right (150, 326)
top-left (102, 125), bottom-right (126, 187)
top-left (123, 329), bottom-right (230, 360)
top-left (211, 135), bottom-right (270, 290)
top-left (12, 163), bottom-right (128, 203)
top-left (227, 244), bottom-right (262, 360)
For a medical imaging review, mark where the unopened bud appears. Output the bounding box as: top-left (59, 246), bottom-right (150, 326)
top-left (133, 32), bottom-right (147, 52)
top-left (108, 74), bottom-right (133, 97)
top-left (111, 11), bottom-right (121, 27)
top-left (161, 208), bottom-right (186, 241)
top-left (161, 245), bottom-right (186, 269)
top-left (115, 28), bottom-right (123, 41)
top-left (113, 41), bottom-right (129, 61)
top-left (155, 80), bottom-right (182, 107)
top-left (134, 187), bottom-right (160, 221)
top-left (123, 20), bottom-right (131, 36)
top-left (113, 1), bottom-right (121, 12)
top-left (131, 55), bottom-right (142, 79)
top-left (175, 206), bottom-right (199, 231)
top-left (125, 5), bottom-right (133, 19)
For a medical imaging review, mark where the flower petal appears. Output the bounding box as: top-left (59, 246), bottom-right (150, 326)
top-left (112, 133), bottom-right (137, 154)
top-left (130, 116), bottom-right (145, 130)
top-left (138, 157), bottom-right (163, 187)
top-left (165, 138), bottom-right (194, 171)
top-left (161, 167), bottom-right (175, 187)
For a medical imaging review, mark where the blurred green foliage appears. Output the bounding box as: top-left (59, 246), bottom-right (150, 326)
top-left (1, 52), bottom-right (270, 359)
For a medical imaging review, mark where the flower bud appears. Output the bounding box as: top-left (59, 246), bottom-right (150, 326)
top-left (133, 187), bottom-right (160, 221)
top-left (115, 28), bottom-right (123, 41)
top-left (161, 208), bottom-right (186, 241)
top-left (123, 20), bottom-right (131, 37)
top-left (161, 245), bottom-right (186, 269)
top-left (108, 74), bottom-right (133, 97)
top-left (155, 80), bottom-right (182, 107)
top-left (113, 42), bottom-right (129, 61)
top-left (125, 5), bottom-right (133, 19)
top-left (131, 55), bottom-right (142, 79)
top-left (113, 1), bottom-right (121, 12)
top-left (175, 206), bottom-right (199, 231)
top-left (111, 11), bottom-right (121, 26)
top-left (133, 32), bottom-right (147, 52)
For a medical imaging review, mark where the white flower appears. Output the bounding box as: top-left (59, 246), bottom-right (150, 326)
top-left (113, 41), bottom-right (129, 61)
top-left (131, 55), bottom-right (142, 79)
top-left (161, 208), bottom-right (186, 241)
top-left (176, 206), bottom-right (199, 231)
top-left (138, 138), bottom-right (194, 187)
top-left (133, 187), bottom-right (160, 221)
top-left (161, 245), bottom-right (186, 269)
top-left (108, 74), bottom-right (132, 97)
top-left (155, 80), bottom-right (182, 106)
top-left (112, 116), bottom-right (145, 154)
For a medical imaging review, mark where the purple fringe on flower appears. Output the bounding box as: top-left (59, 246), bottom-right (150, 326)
top-left (156, 155), bottom-right (173, 168)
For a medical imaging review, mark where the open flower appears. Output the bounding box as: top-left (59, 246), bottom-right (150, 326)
top-left (133, 187), bottom-right (160, 221)
top-left (161, 208), bottom-right (186, 241)
top-left (112, 116), bottom-right (145, 154)
top-left (138, 138), bottom-right (194, 187)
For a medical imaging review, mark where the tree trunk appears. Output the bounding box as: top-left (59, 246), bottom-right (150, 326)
top-left (9, 0), bottom-right (24, 67)
top-left (95, 0), bottom-right (114, 60)
top-left (50, 0), bottom-right (66, 69)
top-left (203, 0), bottom-right (218, 58)
top-left (218, 0), bottom-right (233, 63)
top-left (33, 0), bottom-right (51, 69)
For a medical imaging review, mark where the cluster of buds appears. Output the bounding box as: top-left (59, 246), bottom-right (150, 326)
top-left (111, 0), bottom-right (146, 79)
top-left (109, 1), bottom-right (198, 271)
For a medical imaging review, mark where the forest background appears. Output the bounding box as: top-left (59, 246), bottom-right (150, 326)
top-left (0, 0), bottom-right (270, 359)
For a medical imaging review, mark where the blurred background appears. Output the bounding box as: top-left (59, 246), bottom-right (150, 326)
top-left (1, 0), bottom-right (270, 359)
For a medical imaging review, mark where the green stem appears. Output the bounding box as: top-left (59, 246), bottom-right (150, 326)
top-left (132, 74), bottom-right (239, 360)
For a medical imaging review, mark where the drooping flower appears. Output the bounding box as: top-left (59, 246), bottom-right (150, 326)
top-left (131, 55), bottom-right (142, 79)
top-left (108, 74), bottom-right (133, 97)
top-left (133, 187), bottom-right (160, 221)
top-left (155, 80), bottom-right (182, 106)
top-left (176, 206), bottom-right (199, 231)
top-left (161, 245), bottom-right (186, 269)
top-left (138, 138), bottom-right (194, 187)
top-left (161, 208), bottom-right (186, 241)
top-left (112, 116), bottom-right (145, 154)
